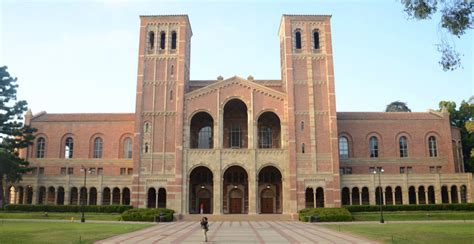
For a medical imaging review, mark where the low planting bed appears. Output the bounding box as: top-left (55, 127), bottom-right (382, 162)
top-left (343, 203), bottom-right (474, 213)
top-left (299, 208), bottom-right (352, 222)
top-left (121, 208), bottom-right (175, 222)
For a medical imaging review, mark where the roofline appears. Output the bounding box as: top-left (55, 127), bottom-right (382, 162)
top-left (279, 14), bottom-right (332, 37)
top-left (140, 14), bottom-right (192, 36)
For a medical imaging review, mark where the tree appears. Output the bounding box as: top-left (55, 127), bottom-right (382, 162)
top-left (385, 101), bottom-right (412, 112)
top-left (0, 66), bottom-right (36, 207)
top-left (401, 0), bottom-right (474, 71)
top-left (438, 100), bottom-right (474, 172)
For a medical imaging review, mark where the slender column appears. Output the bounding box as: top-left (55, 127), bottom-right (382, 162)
top-left (457, 188), bottom-right (461, 204)
top-left (359, 191), bottom-right (362, 205)
top-left (87, 190), bottom-right (90, 206)
top-left (119, 190), bottom-right (123, 205)
top-left (156, 190), bottom-right (159, 208)
top-left (213, 176), bottom-right (222, 214)
top-left (313, 191), bottom-right (316, 208)
top-left (382, 191), bottom-right (386, 205)
top-left (425, 191), bottom-right (429, 204)
top-left (248, 174), bottom-right (257, 214)
top-left (349, 190), bottom-right (352, 205)
top-left (448, 191), bottom-right (452, 203)
top-left (415, 191), bottom-right (419, 205)
top-left (392, 191), bottom-right (396, 205)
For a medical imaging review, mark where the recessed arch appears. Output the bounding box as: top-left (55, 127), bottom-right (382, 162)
top-left (258, 165), bottom-right (282, 213)
top-left (189, 166), bottom-right (213, 214)
top-left (223, 98), bottom-right (248, 149)
top-left (190, 111), bottom-right (214, 149)
top-left (223, 165), bottom-right (248, 214)
top-left (257, 111), bottom-right (281, 148)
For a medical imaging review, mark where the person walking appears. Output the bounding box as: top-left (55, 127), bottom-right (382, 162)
top-left (200, 217), bottom-right (209, 242)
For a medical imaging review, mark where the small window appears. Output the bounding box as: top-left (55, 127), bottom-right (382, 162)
top-left (295, 30), bottom-right (302, 49)
top-left (300, 121), bottom-right (304, 131)
top-left (148, 31), bottom-right (155, 50)
top-left (302, 143), bottom-right (305, 153)
top-left (97, 168), bottom-right (103, 175)
top-left (89, 168), bottom-right (96, 175)
top-left (171, 31), bottom-right (177, 49)
top-left (170, 90), bottom-right (173, 100)
top-left (39, 167), bottom-right (45, 175)
top-left (400, 167), bottom-right (405, 174)
top-left (399, 136), bottom-right (408, 157)
top-left (369, 167), bottom-right (375, 174)
top-left (36, 137), bottom-right (46, 158)
top-left (407, 167), bottom-right (413, 174)
top-left (144, 122), bottom-right (150, 133)
top-left (64, 137), bottom-right (74, 159)
top-left (93, 137), bottom-right (103, 159)
top-left (258, 126), bottom-right (272, 148)
top-left (428, 136), bottom-right (438, 157)
top-left (127, 168), bottom-right (133, 175)
top-left (339, 167), bottom-right (345, 175)
top-left (67, 167), bottom-right (74, 175)
top-left (436, 166), bottom-right (442, 173)
top-left (31, 168), bottom-right (37, 175)
top-left (345, 167), bottom-right (352, 174)
top-left (170, 65), bottom-right (174, 77)
top-left (339, 136), bottom-right (349, 159)
top-left (369, 136), bottom-right (378, 158)
top-left (160, 32), bottom-right (166, 50)
top-left (429, 166), bottom-right (435, 173)
top-left (313, 30), bottom-right (320, 49)
top-left (144, 142), bottom-right (149, 153)
top-left (60, 167), bottom-right (67, 175)
top-left (120, 168), bottom-right (126, 175)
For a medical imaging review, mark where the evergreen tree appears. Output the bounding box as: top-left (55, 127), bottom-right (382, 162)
top-left (385, 101), bottom-right (412, 112)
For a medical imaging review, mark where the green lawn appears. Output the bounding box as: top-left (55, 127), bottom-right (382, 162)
top-left (325, 223), bottom-right (474, 244)
top-left (0, 212), bottom-right (121, 221)
top-left (0, 221), bottom-right (152, 244)
top-left (352, 211), bottom-right (474, 221)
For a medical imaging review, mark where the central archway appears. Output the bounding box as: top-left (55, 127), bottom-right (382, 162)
top-left (258, 166), bottom-right (282, 214)
top-left (223, 166), bottom-right (248, 214)
top-left (189, 166), bottom-right (213, 214)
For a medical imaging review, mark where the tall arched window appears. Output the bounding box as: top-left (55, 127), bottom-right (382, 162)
top-left (123, 137), bottom-right (132, 159)
top-left (313, 30), bottom-right (320, 49)
top-left (339, 136), bottom-right (349, 159)
top-left (295, 30), bottom-right (302, 49)
top-left (369, 136), bottom-right (378, 158)
top-left (148, 31), bottom-right (155, 50)
top-left (144, 122), bottom-right (151, 133)
top-left (399, 136), bottom-right (408, 158)
top-left (160, 31), bottom-right (166, 50)
top-left (198, 126), bottom-right (213, 149)
top-left (171, 31), bottom-right (177, 49)
top-left (65, 137), bottom-right (74, 159)
top-left (93, 137), bottom-right (103, 158)
top-left (36, 137), bottom-right (46, 158)
top-left (428, 136), bottom-right (438, 157)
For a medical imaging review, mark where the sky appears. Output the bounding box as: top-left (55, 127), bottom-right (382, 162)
top-left (0, 0), bottom-right (472, 114)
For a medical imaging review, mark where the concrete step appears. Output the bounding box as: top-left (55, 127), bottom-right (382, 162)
top-left (177, 214), bottom-right (296, 221)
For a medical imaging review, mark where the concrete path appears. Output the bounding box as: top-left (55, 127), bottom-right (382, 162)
top-left (96, 221), bottom-right (376, 244)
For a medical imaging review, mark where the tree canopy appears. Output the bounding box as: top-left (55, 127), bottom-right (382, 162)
top-left (0, 66), bottom-right (36, 207)
top-left (385, 101), bottom-right (412, 112)
top-left (401, 0), bottom-right (474, 71)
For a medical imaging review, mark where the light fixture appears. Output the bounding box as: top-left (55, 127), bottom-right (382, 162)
top-left (201, 185), bottom-right (205, 189)
top-left (234, 185), bottom-right (238, 189)
top-left (266, 185), bottom-right (271, 189)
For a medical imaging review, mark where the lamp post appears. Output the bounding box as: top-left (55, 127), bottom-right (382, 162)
top-left (373, 168), bottom-right (384, 224)
top-left (80, 166), bottom-right (91, 223)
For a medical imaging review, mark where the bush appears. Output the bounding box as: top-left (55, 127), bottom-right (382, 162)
top-left (299, 208), bottom-right (352, 222)
top-left (3, 204), bottom-right (132, 213)
top-left (121, 208), bottom-right (175, 222)
top-left (344, 203), bottom-right (474, 213)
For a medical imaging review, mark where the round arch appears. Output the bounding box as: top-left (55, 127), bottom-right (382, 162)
top-left (189, 166), bottom-right (214, 214)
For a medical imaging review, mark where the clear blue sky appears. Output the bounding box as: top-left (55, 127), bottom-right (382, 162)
top-left (0, 0), bottom-right (472, 113)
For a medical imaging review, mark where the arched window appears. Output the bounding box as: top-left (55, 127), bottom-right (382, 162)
top-left (339, 136), bottom-right (349, 159)
top-left (198, 126), bottom-right (213, 149)
top-left (148, 31), bottom-right (155, 50)
top-left (171, 31), bottom-right (177, 49)
top-left (64, 137), bottom-right (74, 159)
top-left (399, 136), bottom-right (408, 158)
top-left (36, 137), bottom-right (46, 158)
top-left (144, 142), bottom-right (149, 153)
top-left (302, 143), bottom-right (305, 153)
top-left (170, 65), bottom-right (174, 77)
top-left (144, 122), bottom-right (150, 133)
top-left (170, 90), bottom-right (173, 100)
top-left (123, 137), bottom-right (132, 159)
top-left (93, 137), bottom-right (103, 158)
top-left (295, 30), bottom-right (302, 49)
top-left (160, 31), bottom-right (166, 50)
top-left (428, 136), bottom-right (438, 157)
top-left (259, 127), bottom-right (272, 148)
top-left (313, 30), bottom-right (320, 49)
top-left (369, 136), bottom-right (378, 158)
top-left (300, 121), bottom-right (304, 131)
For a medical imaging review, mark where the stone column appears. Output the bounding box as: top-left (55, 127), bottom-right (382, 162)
top-left (119, 190), bottom-right (123, 205)
top-left (457, 188), bottom-right (461, 203)
top-left (382, 191), bottom-right (386, 205)
top-left (359, 191), bottom-right (362, 205)
top-left (392, 191), bottom-right (396, 205)
top-left (87, 190), bottom-right (90, 206)
top-left (155, 190), bottom-right (159, 208)
top-left (213, 176), bottom-right (222, 214)
top-left (448, 191), bottom-right (452, 203)
top-left (97, 191), bottom-right (103, 205)
top-left (248, 173), bottom-right (257, 214)
top-left (313, 190), bottom-right (316, 208)
top-left (425, 191), bottom-right (429, 204)
top-left (415, 191), bottom-right (419, 205)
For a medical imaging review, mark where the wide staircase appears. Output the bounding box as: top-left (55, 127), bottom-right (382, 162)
top-left (178, 214), bottom-right (296, 221)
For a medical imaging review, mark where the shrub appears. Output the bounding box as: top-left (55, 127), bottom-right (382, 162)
top-left (344, 203), bottom-right (474, 213)
top-left (299, 208), bottom-right (352, 222)
top-left (3, 204), bottom-right (132, 213)
top-left (121, 208), bottom-right (175, 222)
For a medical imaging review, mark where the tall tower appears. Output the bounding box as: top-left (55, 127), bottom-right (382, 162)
top-left (279, 15), bottom-right (340, 209)
top-left (132, 15), bottom-right (192, 208)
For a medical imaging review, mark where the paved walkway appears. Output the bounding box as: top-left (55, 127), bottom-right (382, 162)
top-left (96, 221), bottom-right (376, 244)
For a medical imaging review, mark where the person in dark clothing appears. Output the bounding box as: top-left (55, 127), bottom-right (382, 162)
top-left (200, 217), bottom-right (209, 242)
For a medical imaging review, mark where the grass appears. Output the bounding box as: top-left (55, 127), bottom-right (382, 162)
top-left (0, 211), bottom-right (122, 221)
top-left (0, 220), bottom-right (152, 244)
top-left (352, 211), bottom-right (474, 221)
top-left (325, 223), bottom-right (474, 244)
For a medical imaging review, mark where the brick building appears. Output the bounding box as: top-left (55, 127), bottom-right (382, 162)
top-left (6, 15), bottom-right (473, 215)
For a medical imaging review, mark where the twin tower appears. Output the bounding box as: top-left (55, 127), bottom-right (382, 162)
top-left (132, 15), bottom-right (339, 214)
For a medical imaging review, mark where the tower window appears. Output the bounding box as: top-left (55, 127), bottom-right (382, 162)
top-left (36, 137), bottom-right (46, 158)
top-left (302, 143), bottom-right (305, 153)
top-left (170, 90), bottom-right (173, 100)
top-left (399, 136), bottom-right (408, 158)
top-left (160, 32), bottom-right (166, 50)
top-left (64, 137), bottom-right (74, 159)
top-left (171, 31), bottom-right (177, 49)
top-left (428, 136), bottom-right (438, 157)
top-left (148, 31), bottom-right (155, 50)
top-left (339, 136), bottom-right (349, 159)
top-left (144, 142), bottom-right (149, 153)
top-left (170, 65), bottom-right (174, 77)
top-left (295, 30), bottom-right (302, 49)
top-left (313, 30), bottom-right (320, 49)
top-left (93, 137), bottom-right (103, 159)
top-left (300, 121), bottom-right (304, 131)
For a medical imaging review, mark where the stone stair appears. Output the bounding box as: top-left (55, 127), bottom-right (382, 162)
top-left (177, 214), bottom-right (296, 221)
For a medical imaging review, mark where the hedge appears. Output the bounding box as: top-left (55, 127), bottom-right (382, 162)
top-left (3, 204), bottom-right (132, 213)
top-left (121, 208), bottom-right (175, 222)
top-left (299, 208), bottom-right (352, 222)
top-left (344, 203), bottom-right (474, 213)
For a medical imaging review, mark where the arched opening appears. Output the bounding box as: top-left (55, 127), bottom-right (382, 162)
top-left (8, 186), bottom-right (16, 204)
top-left (123, 137), bottom-right (133, 159)
top-left (339, 136), bottom-right (349, 159)
top-left (171, 31), bottom-right (177, 49)
top-left (18, 186), bottom-right (24, 204)
top-left (305, 188), bottom-right (314, 208)
top-left (223, 166), bottom-right (248, 214)
top-left (158, 188), bottom-right (167, 208)
top-left (341, 187), bottom-right (350, 205)
top-left (316, 187), bottom-right (324, 208)
top-left (461, 185), bottom-right (467, 203)
top-left (57, 187), bottom-right (65, 205)
top-left (122, 188), bottom-right (130, 205)
top-left (418, 186), bottom-right (426, 204)
top-left (313, 30), bottom-right (320, 49)
top-left (160, 32), bottom-right (166, 50)
top-left (102, 187), bottom-right (111, 205)
top-left (80, 187), bottom-right (87, 206)
top-left (89, 187), bottom-right (97, 205)
top-left (375, 186), bottom-right (383, 205)
top-left (189, 166), bottom-right (213, 214)
top-left (36, 137), bottom-right (46, 158)
top-left (257, 112), bottom-right (281, 148)
top-left (395, 186), bottom-right (403, 205)
top-left (441, 185), bottom-right (449, 203)
top-left (361, 187), bottom-right (369, 205)
top-left (64, 137), bottom-right (74, 159)
top-left (369, 136), bottom-right (379, 158)
top-left (258, 166), bottom-right (282, 213)
top-left (47, 187), bottom-right (55, 204)
top-left (450, 185), bottom-right (458, 203)
top-left (352, 187), bottom-right (360, 205)
top-left (93, 137), bottom-right (103, 158)
top-left (70, 187), bottom-right (78, 205)
top-left (399, 136), bottom-right (408, 157)
top-left (26, 186), bottom-right (33, 204)
top-left (408, 186), bottom-right (416, 204)
top-left (428, 186), bottom-right (435, 204)
top-left (190, 112), bottom-right (214, 149)
top-left (295, 30), bottom-right (302, 49)
top-left (223, 99), bottom-right (248, 149)
top-left (147, 188), bottom-right (156, 208)
top-left (112, 188), bottom-right (121, 205)
top-left (385, 186), bottom-right (393, 205)
top-left (148, 31), bottom-right (155, 50)
top-left (428, 136), bottom-right (438, 157)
